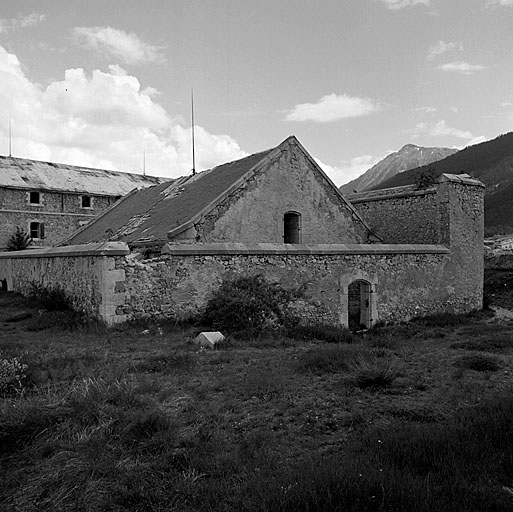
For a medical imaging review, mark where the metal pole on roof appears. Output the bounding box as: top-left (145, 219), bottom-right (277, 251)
top-left (191, 88), bottom-right (196, 175)
top-left (8, 113), bottom-right (12, 157)
top-left (142, 144), bottom-right (146, 176)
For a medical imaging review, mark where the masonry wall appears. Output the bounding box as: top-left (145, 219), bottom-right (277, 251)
top-left (193, 143), bottom-right (370, 244)
top-left (118, 244), bottom-right (480, 326)
top-left (0, 188), bottom-right (120, 249)
top-left (348, 186), bottom-right (441, 244)
top-left (0, 241), bottom-right (483, 327)
top-left (0, 243), bottom-right (129, 324)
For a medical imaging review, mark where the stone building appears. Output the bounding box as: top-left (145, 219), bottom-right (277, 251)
top-left (0, 136), bottom-right (484, 329)
top-left (0, 156), bottom-right (168, 250)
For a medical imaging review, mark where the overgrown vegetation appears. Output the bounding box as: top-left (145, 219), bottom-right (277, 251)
top-left (2, 280), bottom-right (513, 511)
top-left (202, 274), bottom-right (302, 337)
top-left (6, 227), bottom-right (31, 251)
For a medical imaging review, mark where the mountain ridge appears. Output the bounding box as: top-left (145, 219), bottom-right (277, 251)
top-left (339, 144), bottom-right (457, 195)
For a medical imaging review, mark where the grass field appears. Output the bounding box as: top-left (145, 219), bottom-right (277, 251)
top-left (1, 273), bottom-right (513, 511)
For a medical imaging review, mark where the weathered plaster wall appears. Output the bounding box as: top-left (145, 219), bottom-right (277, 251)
top-left (0, 243), bottom-right (129, 324)
top-left (194, 144), bottom-right (369, 244)
top-left (0, 188), bottom-right (119, 249)
top-left (119, 243), bottom-right (481, 327)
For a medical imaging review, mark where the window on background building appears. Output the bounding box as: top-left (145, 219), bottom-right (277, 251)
top-left (283, 211), bottom-right (301, 243)
top-left (81, 195), bottom-right (92, 208)
top-left (29, 222), bottom-right (44, 239)
top-left (29, 191), bottom-right (41, 204)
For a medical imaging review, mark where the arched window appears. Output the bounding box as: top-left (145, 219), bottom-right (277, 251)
top-left (284, 212), bottom-right (301, 244)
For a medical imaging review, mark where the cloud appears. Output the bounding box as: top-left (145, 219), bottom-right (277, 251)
top-left (486, 0), bottom-right (513, 7)
top-left (428, 40), bottom-right (462, 59)
top-left (375, 0), bottom-right (430, 10)
top-left (72, 26), bottom-right (165, 65)
top-left (0, 44), bottom-right (246, 178)
top-left (436, 61), bottom-right (486, 74)
top-left (315, 155), bottom-right (381, 186)
top-left (414, 120), bottom-right (486, 146)
top-left (413, 106), bottom-right (438, 114)
top-left (0, 12), bottom-right (45, 34)
top-left (286, 93), bottom-right (380, 122)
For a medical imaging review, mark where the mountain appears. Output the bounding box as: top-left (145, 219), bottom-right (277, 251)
top-left (339, 144), bottom-right (457, 195)
top-left (373, 132), bottom-right (513, 236)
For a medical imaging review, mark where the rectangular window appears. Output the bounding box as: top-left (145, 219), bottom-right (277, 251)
top-left (30, 222), bottom-right (44, 239)
top-left (29, 191), bottom-right (41, 205)
top-left (81, 195), bottom-right (92, 208)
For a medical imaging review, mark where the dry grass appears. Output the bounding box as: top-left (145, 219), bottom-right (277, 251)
top-left (2, 290), bottom-right (513, 511)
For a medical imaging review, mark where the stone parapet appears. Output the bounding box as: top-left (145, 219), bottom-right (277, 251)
top-left (162, 242), bottom-right (450, 255)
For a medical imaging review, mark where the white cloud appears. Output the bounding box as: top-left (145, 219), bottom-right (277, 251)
top-left (316, 155), bottom-right (381, 186)
top-left (414, 120), bottom-right (486, 146)
top-left (0, 44), bottom-right (246, 178)
top-left (486, 0), bottom-right (513, 7)
top-left (428, 40), bottom-right (462, 59)
top-left (413, 106), bottom-right (438, 114)
top-left (436, 61), bottom-right (486, 74)
top-left (0, 12), bottom-right (45, 34)
top-left (72, 26), bottom-right (165, 65)
top-left (286, 93), bottom-right (380, 123)
top-left (376, 0), bottom-right (430, 10)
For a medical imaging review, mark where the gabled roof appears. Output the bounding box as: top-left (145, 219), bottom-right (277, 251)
top-left (0, 155), bottom-right (168, 196)
top-left (64, 136), bottom-right (371, 246)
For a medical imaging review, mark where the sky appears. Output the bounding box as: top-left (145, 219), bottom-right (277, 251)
top-left (0, 0), bottom-right (512, 185)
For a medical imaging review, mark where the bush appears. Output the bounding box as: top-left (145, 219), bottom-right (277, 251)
top-left (351, 357), bottom-right (399, 389)
top-left (6, 227), bottom-right (31, 251)
top-left (202, 275), bottom-right (298, 336)
top-left (0, 351), bottom-right (28, 395)
top-left (26, 283), bottom-right (73, 312)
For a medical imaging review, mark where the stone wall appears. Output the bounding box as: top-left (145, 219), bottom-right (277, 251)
top-left (0, 188), bottom-right (120, 249)
top-left (0, 242), bottom-right (129, 324)
top-left (119, 243), bottom-right (481, 327)
top-left (348, 186), bottom-right (440, 244)
top-left (0, 240), bottom-right (483, 327)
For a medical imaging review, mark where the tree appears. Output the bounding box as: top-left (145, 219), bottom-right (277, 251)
top-left (7, 227), bottom-right (31, 251)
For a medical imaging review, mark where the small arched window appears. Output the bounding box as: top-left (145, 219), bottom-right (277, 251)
top-left (283, 211), bottom-right (301, 244)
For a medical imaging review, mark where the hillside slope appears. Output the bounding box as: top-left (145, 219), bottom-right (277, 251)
top-left (339, 144), bottom-right (456, 195)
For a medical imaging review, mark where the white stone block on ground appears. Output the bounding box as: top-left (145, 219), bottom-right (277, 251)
top-left (195, 331), bottom-right (225, 349)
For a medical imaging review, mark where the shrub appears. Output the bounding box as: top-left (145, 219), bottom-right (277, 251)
top-left (350, 356), bottom-right (399, 389)
top-left (0, 351), bottom-right (28, 395)
top-left (26, 283), bottom-right (73, 312)
top-left (6, 227), bottom-right (31, 251)
top-left (202, 274), bottom-right (298, 336)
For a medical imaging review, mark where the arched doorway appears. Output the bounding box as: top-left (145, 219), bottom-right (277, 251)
top-left (283, 211), bottom-right (301, 243)
top-left (347, 280), bottom-right (373, 331)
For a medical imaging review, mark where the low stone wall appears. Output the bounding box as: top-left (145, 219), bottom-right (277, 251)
top-left (0, 242), bottom-right (129, 324)
top-left (119, 243), bottom-right (480, 327)
top-left (0, 242), bottom-right (483, 328)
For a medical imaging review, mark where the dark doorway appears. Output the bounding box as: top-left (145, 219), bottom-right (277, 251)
top-left (348, 280), bottom-right (372, 331)
top-left (284, 212), bottom-right (301, 243)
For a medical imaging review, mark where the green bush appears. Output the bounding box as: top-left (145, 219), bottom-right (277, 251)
top-left (202, 274), bottom-right (298, 336)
